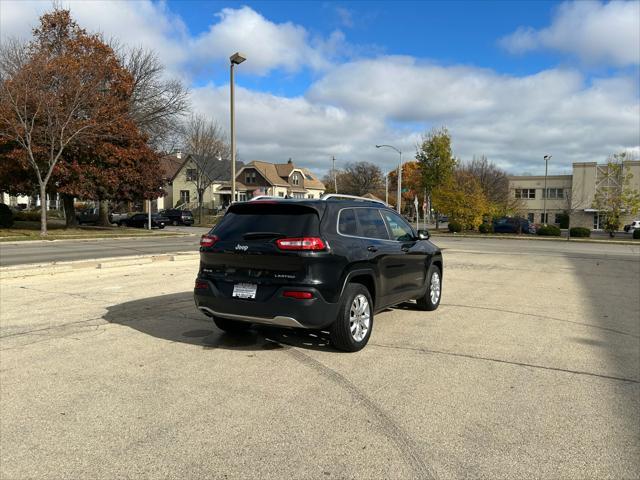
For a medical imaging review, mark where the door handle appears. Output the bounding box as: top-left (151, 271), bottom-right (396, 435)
top-left (367, 246), bottom-right (378, 252)
top-left (401, 247), bottom-right (410, 252)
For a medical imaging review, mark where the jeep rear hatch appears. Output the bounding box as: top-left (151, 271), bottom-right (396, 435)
top-left (199, 202), bottom-right (326, 289)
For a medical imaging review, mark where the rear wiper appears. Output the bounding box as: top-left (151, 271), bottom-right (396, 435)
top-left (242, 231), bottom-right (287, 239)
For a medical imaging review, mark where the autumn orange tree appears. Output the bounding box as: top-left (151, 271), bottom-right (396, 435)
top-left (0, 9), bottom-right (135, 235)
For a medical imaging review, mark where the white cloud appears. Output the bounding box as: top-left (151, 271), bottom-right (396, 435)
top-left (500, 0), bottom-right (640, 67)
top-left (191, 6), bottom-right (345, 75)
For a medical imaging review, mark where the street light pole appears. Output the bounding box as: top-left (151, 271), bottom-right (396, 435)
top-left (376, 144), bottom-right (403, 213)
top-left (543, 154), bottom-right (551, 225)
top-left (230, 52), bottom-right (246, 204)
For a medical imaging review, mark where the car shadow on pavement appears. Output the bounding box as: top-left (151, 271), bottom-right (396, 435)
top-left (103, 291), bottom-right (338, 352)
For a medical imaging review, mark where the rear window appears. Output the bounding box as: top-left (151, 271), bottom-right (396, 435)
top-left (182, 211), bottom-right (193, 216)
top-left (338, 208), bottom-right (358, 236)
top-left (212, 203), bottom-right (320, 241)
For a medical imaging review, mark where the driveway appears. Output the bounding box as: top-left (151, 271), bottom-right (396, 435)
top-left (1, 241), bottom-right (638, 479)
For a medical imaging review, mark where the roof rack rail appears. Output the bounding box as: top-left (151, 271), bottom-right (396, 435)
top-left (320, 193), bottom-right (388, 206)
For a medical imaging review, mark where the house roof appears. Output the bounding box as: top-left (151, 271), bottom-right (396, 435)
top-left (159, 154), bottom-right (187, 181)
top-left (191, 154), bottom-right (243, 183)
top-left (300, 168), bottom-right (325, 190)
top-left (243, 161), bottom-right (290, 186)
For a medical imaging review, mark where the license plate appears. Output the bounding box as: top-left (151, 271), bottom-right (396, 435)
top-left (232, 283), bottom-right (257, 299)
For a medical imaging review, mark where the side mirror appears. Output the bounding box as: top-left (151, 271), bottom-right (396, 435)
top-left (417, 229), bottom-right (430, 240)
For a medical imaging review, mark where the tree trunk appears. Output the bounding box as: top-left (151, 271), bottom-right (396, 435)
top-left (62, 194), bottom-right (77, 228)
top-left (198, 189), bottom-right (204, 226)
top-left (98, 199), bottom-right (110, 226)
top-left (39, 183), bottom-right (47, 236)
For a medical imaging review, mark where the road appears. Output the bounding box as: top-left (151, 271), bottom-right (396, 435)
top-left (1, 241), bottom-right (638, 479)
top-left (1, 226), bottom-right (639, 266)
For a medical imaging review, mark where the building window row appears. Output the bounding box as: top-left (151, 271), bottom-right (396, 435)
top-left (245, 171), bottom-right (257, 184)
top-left (542, 188), bottom-right (564, 199)
top-left (515, 188), bottom-right (536, 199)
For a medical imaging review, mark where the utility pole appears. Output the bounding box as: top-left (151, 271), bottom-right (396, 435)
top-left (332, 156), bottom-right (337, 193)
top-left (230, 52), bottom-right (246, 203)
top-left (543, 155), bottom-right (552, 225)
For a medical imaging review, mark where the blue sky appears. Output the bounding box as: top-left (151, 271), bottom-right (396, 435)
top-left (2, 0), bottom-right (639, 175)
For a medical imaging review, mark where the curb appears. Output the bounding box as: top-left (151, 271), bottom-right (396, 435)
top-left (0, 232), bottom-right (193, 245)
top-left (430, 233), bottom-right (639, 245)
top-left (0, 251), bottom-right (199, 279)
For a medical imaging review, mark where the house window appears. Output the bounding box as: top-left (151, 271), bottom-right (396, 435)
top-left (292, 173), bottom-right (300, 186)
top-left (179, 190), bottom-right (190, 204)
top-left (540, 213), bottom-right (548, 224)
top-left (593, 213), bottom-right (605, 230)
top-left (292, 192), bottom-right (305, 199)
top-left (186, 169), bottom-right (197, 181)
top-left (554, 213), bottom-right (562, 224)
top-left (236, 193), bottom-right (247, 202)
top-left (278, 191), bottom-right (284, 197)
top-left (515, 189), bottom-right (536, 199)
top-left (543, 188), bottom-right (564, 199)
top-left (527, 213), bottom-right (534, 222)
top-left (307, 194), bottom-right (314, 199)
top-left (245, 171), bottom-right (256, 184)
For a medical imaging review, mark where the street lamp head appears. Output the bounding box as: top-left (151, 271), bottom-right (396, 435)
top-left (375, 145), bottom-right (382, 148)
top-left (544, 155), bottom-right (552, 160)
top-left (230, 52), bottom-right (246, 65)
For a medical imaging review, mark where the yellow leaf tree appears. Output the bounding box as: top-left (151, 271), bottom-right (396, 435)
top-left (432, 171), bottom-right (489, 230)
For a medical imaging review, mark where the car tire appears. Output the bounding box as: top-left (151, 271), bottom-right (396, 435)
top-left (416, 265), bottom-right (442, 311)
top-left (213, 316), bottom-right (252, 333)
top-left (159, 225), bottom-right (165, 229)
top-left (330, 283), bottom-right (373, 352)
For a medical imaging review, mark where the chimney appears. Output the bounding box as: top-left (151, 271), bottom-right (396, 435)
top-left (287, 158), bottom-right (293, 164)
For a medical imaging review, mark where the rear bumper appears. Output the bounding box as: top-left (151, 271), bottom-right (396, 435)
top-left (194, 279), bottom-right (340, 329)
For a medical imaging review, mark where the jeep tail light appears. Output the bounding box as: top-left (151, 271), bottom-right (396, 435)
top-left (200, 234), bottom-right (218, 248)
top-left (283, 290), bottom-right (314, 299)
top-left (276, 237), bottom-right (325, 251)
top-left (195, 280), bottom-right (208, 290)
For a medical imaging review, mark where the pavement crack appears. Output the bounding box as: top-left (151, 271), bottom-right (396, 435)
top-left (283, 346), bottom-right (439, 480)
top-left (371, 343), bottom-right (640, 384)
top-left (441, 302), bottom-right (640, 339)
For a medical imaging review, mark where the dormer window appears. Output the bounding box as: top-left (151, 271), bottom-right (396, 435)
top-left (245, 171), bottom-right (256, 184)
top-left (292, 173), bottom-right (300, 186)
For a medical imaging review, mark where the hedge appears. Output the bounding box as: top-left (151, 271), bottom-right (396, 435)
top-left (448, 221), bottom-right (463, 233)
top-left (537, 225), bottom-right (561, 236)
top-left (569, 227), bottom-right (591, 238)
top-left (13, 211), bottom-right (42, 222)
top-left (478, 223), bottom-right (493, 233)
top-left (0, 203), bottom-right (13, 228)
top-left (634, 229), bottom-right (640, 240)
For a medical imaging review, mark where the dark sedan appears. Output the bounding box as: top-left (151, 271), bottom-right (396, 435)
top-left (493, 217), bottom-right (534, 234)
top-left (161, 209), bottom-right (194, 226)
top-left (118, 213), bottom-right (169, 229)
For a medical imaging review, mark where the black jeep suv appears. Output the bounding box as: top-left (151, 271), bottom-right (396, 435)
top-left (194, 197), bottom-right (443, 351)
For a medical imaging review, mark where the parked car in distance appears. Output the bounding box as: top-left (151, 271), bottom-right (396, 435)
top-left (161, 209), bottom-right (194, 226)
top-left (194, 196), bottom-right (443, 352)
top-left (118, 213), bottom-right (169, 229)
top-left (109, 212), bottom-right (129, 224)
top-left (76, 207), bottom-right (99, 224)
top-left (493, 216), bottom-right (534, 234)
top-left (623, 220), bottom-right (640, 232)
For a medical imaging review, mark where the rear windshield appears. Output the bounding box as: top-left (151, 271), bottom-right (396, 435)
top-left (212, 203), bottom-right (320, 241)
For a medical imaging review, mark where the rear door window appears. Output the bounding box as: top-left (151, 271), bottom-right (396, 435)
top-left (213, 204), bottom-right (320, 241)
top-left (338, 208), bottom-right (358, 236)
top-left (355, 208), bottom-right (389, 240)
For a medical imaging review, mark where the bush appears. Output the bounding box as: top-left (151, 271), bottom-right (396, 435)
top-left (569, 227), bottom-right (591, 238)
top-left (633, 229), bottom-right (640, 240)
top-left (478, 223), bottom-right (493, 234)
top-left (13, 210), bottom-right (42, 221)
top-left (448, 221), bottom-right (462, 233)
top-left (0, 203), bottom-right (13, 228)
top-left (537, 225), bottom-right (561, 236)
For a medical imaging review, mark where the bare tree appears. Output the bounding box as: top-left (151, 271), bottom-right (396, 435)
top-left (460, 155), bottom-right (511, 214)
top-left (119, 46), bottom-right (189, 150)
top-left (0, 9), bottom-right (134, 235)
top-left (181, 114), bottom-right (230, 221)
top-left (341, 161), bottom-right (383, 196)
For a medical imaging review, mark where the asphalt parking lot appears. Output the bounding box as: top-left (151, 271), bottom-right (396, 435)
top-left (1, 239), bottom-right (638, 479)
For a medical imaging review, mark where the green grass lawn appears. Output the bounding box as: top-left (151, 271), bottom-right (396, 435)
top-left (0, 221), bottom-right (186, 242)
